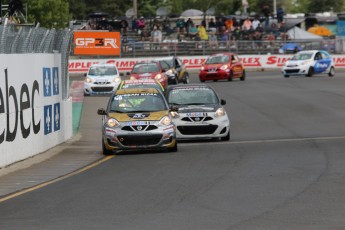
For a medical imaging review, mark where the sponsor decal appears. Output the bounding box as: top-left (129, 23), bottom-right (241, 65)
top-left (186, 112), bottom-right (207, 117)
top-left (266, 56), bottom-right (291, 67)
top-left (240, 57), bottom-right (261, 67)
top-left (126, 121), bottom-right (150, 126)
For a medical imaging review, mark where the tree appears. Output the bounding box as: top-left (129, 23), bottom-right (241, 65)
top-left (306, 0), bottom-right (344, 13)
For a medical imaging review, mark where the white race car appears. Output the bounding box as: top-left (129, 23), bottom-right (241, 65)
top-left (282, 50), bottom-right (335, 78)
top-left (84, 63), bottom-right (121, 96)
top-left (165, 84), bottom-right (230, 141)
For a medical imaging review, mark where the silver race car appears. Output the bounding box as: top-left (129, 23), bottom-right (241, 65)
top-left (165, 84), bottom-right (230, 141)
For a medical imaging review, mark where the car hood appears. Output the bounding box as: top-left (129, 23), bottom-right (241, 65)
top-left (88, 75), bottom-right (119, 81)
top-left (131, 72), bottom-right (157, 78)
top-left (174, 104), bottom-right (219, 113)
top-left (285, 60), bottom-right (312, 65)
top-left (108, 110), bottom-right (169, 122)
top-left (203, 63), bottom-right (224, 70)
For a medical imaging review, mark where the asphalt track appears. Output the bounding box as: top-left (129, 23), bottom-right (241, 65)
top-left (1, 70), bottom-right (345, 229)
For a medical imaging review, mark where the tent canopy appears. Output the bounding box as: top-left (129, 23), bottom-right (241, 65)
top-left (287, 26), bottom-right (323, 40)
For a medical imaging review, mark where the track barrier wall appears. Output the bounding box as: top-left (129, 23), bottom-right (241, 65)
top-left (0, 54), bottom-right (72, 168)
top-left (69, 54), bottom-right (345, 74)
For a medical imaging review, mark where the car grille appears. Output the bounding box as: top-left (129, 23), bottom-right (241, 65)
top-left (91, 86), bottom-right (114, 92)
top-left (207, 68), bottom-right (218, 72)
top-left (117, 134), bottom-right (162, 146)
top-left (181, 116), bottom-right (213, 122)
top-left (94, 82), bottom-right (111, 85)
top-left (121, 125), bottom-right (158, 131)
top-left (285, 69), bottom-right (300, 74)
top-left (177, 125), bottom-right (218, 135)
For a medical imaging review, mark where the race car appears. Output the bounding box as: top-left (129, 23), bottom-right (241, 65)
top-left (199, 53), bottom-right (245, 82)
top-left (282, 50), bottom-right (335, 77)
top-left (84, 63), bottom-right (121, 96)
top-left (117, 79), bottom-right (165, 93)
top-left (97, 88), bottom-right (177, 155)
top-left (165, 84), bottom-right (230, 141)
top-left (129, 62), bottom-right (168, 89)
top-left (155, 56), bottom-right (190, 85)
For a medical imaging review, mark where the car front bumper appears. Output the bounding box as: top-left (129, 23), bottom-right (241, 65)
top-left (84, 82), bottom-right (119, 95)
top-left (199, 70), bottom-right (230, 80)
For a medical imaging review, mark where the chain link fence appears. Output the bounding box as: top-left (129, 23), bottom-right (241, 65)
top-left (0, 24), bottom-right (73, 99)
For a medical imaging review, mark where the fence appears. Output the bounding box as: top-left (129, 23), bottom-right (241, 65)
top-left (117, 38), bottom-right (345, 58)
top-left (0, 24), bottom-right (73, 99)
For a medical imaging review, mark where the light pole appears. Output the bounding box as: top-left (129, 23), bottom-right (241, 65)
top-left (273, 0), bottom-right (277, 18)
top-left (133, 0), bottom-right (137, 19)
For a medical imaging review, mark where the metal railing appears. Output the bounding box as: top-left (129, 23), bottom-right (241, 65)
top-left (0, 24), bottom-right (73, 99)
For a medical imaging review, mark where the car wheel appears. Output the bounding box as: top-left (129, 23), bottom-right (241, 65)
top-left (306, 67), bottom-right (314, 77)
top-left (200, 78), bottom-right (205, 82)
top-left (168, 142), bottom-right (178, 152)
top-left (84, 92), bottom-right (90, 96)
top-left (183, 73), bottom-right (190, 84)
top-left (213, 79), bottom-right (218, 82)
top-left (174, 76), bottom-right (178, 84)
top-left (228, 71), bottom-right (233, 81)
top-left (240, 70), bottom-right (246, 81)
top-left (328, 66), bottom-right (335, 77)
top-left (284, 75), bottom-right (290, 78)
top-left (102, 141), bottom-right (113, 155)
top-left (220, 131), bottom-right (230, 141)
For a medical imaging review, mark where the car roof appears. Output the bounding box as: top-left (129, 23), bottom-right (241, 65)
top-left (209, 52), bottom-right (235, 57)
top-left (115, 88), bottom-right (160, 95)
top-left (167, 83), bottom-right (212, 91)
top-left (123, 79), bottom-right (157, 84)
top-left (90, 63), bottom-right (117, 67)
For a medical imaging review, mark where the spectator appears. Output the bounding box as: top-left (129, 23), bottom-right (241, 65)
top-left (208, 18), bottom-right (216, 30)
top-left (141, 26), bottom-right (150, 42)
top-left (256, 23), bottom-right (264, 33)
top-left (232, 17), bottom-right (239, 30)
top-left (270, 22), bottom-right (279, 38)
top-left (186, 18), bottom-right (193, 35)
top-left (262, 5), bottom-right (270, 28)
top-left (252, 16), bottom-right (260, 30)
top-left (242, 17), bottom-right (252, 31)
top-left (225, 17), bottom-right (233, 31)
top-left (231, 26), bottom-right (241, 48)
top-left (219, 26), bottom-right (230, 48)
top-left (176, 17), bottom-right (186, 34)
top-left (197, 23), bottom-right (208, 41)
top-left (189, 23), bottom-right (198, 39)
top-left (277, 7), bottom-right (284, 23)
top-left (209, 31), bottom-right (218, 49)
top-left (278, 22), bottom-right (288, 40)
top-left (151, 26), bottom-right (162, 49)
top-left (132, 18), bottom-right (139, 32)
top-left (216, 17), bottom-right (225, 34)
top-left (138, 17), bottom-right (146, 33)
top-left (120, 19), bottom-right (128, 35)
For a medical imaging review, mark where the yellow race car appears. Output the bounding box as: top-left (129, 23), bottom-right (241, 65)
top-left (97, 88), bottom-right (177, 155)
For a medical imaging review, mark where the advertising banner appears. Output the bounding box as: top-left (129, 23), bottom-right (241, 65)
top-left (73, 31), bottom-right (121, 56)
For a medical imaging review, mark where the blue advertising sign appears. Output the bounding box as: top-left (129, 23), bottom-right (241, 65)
top-left (52, 67), bottom-right (59, 95)
top-left (44, 105), bottom-right (53, 135)
top-left (43, 68), bottom-right (52, 97)
top-left (54, 103), bottom-right (60, 131)
top-left (336, 20), bottom-right (345, 36)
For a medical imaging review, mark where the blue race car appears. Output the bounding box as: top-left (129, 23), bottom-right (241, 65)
top-left (282, 50), bottom-right (335, 78)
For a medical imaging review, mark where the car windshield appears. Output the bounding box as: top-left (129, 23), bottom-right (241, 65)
top-left (121, 83), bottom-right (162, 91)
top-left (205, 55), bottom-right (229, 64)
top-left (88, 66), bottom-right (117, 76)
top-left (159, 60), bottom-right (173, 68)
top-left (110, 93), bottom-right (167, 112)
top-left (132, 63), bottom-right (160, 74)
top-left (168, 87), bottom-right (218, 105)
top-left (291, 53), bottom-right (313, 61)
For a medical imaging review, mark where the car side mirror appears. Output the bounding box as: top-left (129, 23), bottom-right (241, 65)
top-left (126, 72), bottom-right (131, 76)
top-left (220, 99), bottom-right (226, 105)
top-left (97, 108), bottom-right (107, 115)
top-left (120, 72), bottom-right (124, 77)
top-left (170, 105), bottom-right (178, 112)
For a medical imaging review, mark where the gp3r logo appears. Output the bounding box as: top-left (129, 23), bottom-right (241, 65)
top-left (75, 38), bottom-right (119, 48)
top-left (43, 67), bottom-right (60, 135)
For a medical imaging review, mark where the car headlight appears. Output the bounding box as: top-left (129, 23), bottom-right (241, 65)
top-left (85, 77), bottom-right (92, 83)
top-left (114, 77), bottom-right (121, 83)
top-left (170, 111), bottom-right (179, 118)
top-left (201, 66), bottom-right (205, 71)
top-left (106, 118), bottom-right (120, 127)
top-left (159, 116), bottom-right (172, 126)
top-left (215, 108), bottom-right (226, 117)
top-left (220, 65), bottom-right (229, 70)
top-left (155, 74), bottom-right (162, 80)
top-left (130, 76), bottom-right (136, 80)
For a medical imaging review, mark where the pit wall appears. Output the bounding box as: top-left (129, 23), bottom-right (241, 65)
top-left (68, 55), bottom-right (345, 74)
top-left (0, 54), bottom-right (72, 168)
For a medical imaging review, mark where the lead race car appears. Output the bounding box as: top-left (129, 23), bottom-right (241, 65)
top-left (165, 84), bottom-right (230, 141)
top-left (282, 50), bottom-right (335, 78)
top-left (97, 88), bottom-right (177, 155)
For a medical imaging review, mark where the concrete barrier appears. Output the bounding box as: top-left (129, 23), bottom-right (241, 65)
top-left (0, 54), bottom-right (72, 168)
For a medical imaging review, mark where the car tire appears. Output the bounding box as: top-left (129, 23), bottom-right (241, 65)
top-left (200, 78), bottom-right (205, 82)
top-left (240, 70), bottom-right (246, 81)
top-left (228, 71), bottom-right (233, 81)
top-left (213, 79), bottom-right (218, 82)
top-left (168, 142), bottom-right (178, 152)
top-left (84, 92), bottom-right (90, 96)
top-left (306, 67), bottom-right (314, 77)
top-left (102, 141), bottom-right (113, 155)
top-left (220, 131), bottom-right (230, 141)
top-left (284, 75), bottom-right (290, 78)
top-left (183, 73), bottom-right (190, 84)
top-left (328, 66), bottom-right (335, 77)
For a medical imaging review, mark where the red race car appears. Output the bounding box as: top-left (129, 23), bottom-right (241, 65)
top-left (199, 53), bottom-right (246, 82)
top-left (129, 61), bottom-right (168, 89)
